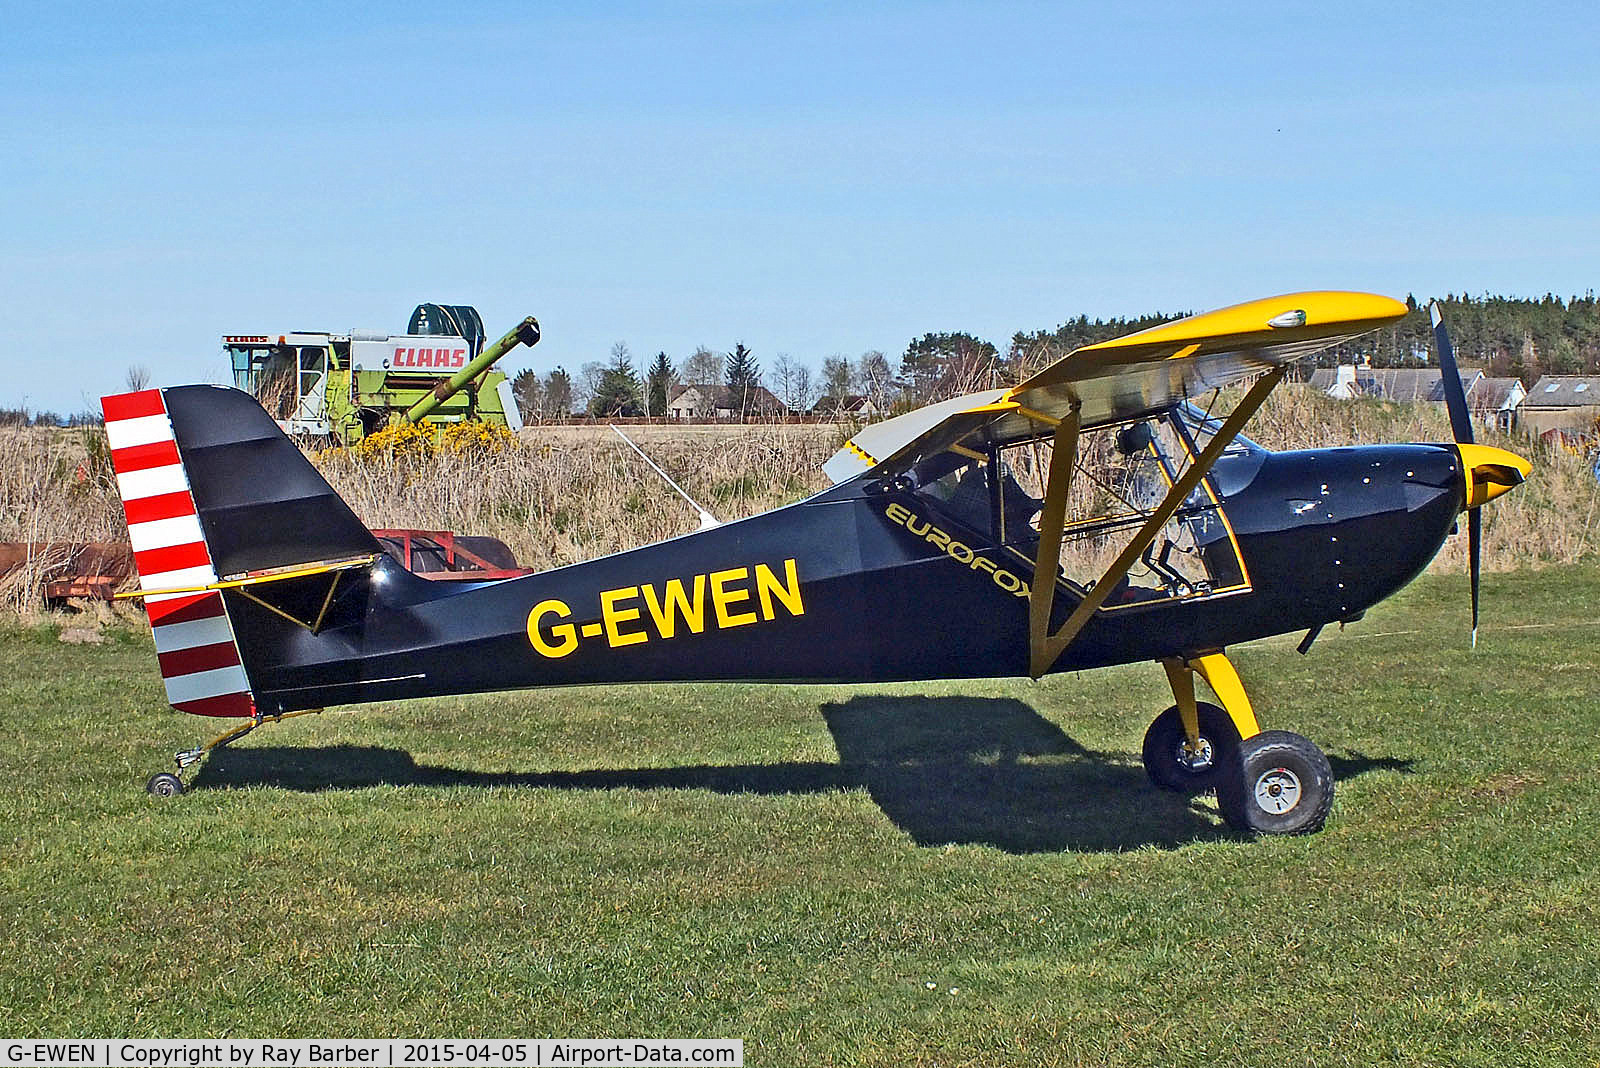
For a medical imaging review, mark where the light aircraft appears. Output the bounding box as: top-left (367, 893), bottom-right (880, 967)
top-left (104, 292), bottom-right (1529, 835)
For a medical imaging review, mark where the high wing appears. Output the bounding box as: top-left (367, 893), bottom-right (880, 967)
top-left (822, 291), bottom-right (1409, 484)
top-left (822, 290), bottom-right (1410, 678)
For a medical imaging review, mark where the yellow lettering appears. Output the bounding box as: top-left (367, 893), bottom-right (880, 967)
top-left (755, 559), bottom-right (805, 620)
top-left (994, 569), bottom-right (1030, 597)
top-left (893, 505), bottom-right (1033, 600)
top-left (528, 599), bottom-right (578, 658)
top-left (709, 567), bottom-right (758, 628)
top-left (642, 575), bottom-right (707, 638)
top-left (600, 586), bottom-right (648, 646)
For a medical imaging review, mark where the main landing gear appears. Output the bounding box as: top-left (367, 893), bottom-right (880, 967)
top-left (1145, 653), bottom-right (1334, 836)
top-left (144, 707), bottom-right (323, 797)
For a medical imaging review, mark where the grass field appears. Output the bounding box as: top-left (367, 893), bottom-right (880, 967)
top-left (2, 565), bottom-right (1598, 1065)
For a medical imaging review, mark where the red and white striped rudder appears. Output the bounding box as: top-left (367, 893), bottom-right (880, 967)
top-left (103, 389), bottom-right (255, 718)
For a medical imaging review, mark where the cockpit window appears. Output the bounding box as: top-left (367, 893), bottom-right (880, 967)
top-left (899, 407), bottom-right (1253, 608)
top-left (909, 449), bottom-right (1044, 546)
top-left (1175, 400), bottom-right (1265, 457)
top-left (911, 451), bottom-right (994, 535)
top-left (992, 413), bottom-right (1249, 606)
top-left (1174, 400), bottom-right (1268, 496)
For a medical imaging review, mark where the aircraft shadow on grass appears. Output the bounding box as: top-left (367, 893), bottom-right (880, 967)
top-left (193, 695), bottom-right (1413, 854)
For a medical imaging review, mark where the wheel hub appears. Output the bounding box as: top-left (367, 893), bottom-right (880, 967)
top-left (1177, 736), bottom-right (1214, 772)
top-left (1253, 766), bottom-right (1302, 814)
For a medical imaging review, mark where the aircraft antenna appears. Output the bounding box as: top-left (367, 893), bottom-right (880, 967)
top-left (610, 425), bottom-right (722, 530)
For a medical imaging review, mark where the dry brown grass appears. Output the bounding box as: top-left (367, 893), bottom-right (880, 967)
top-left (313, 423), bottom-right (847, 574)
top-left (0, 428), bottom-right (126, 616)
top-left (2, 388), bottom-right (1595, 616)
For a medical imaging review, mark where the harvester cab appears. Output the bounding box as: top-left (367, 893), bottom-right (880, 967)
top-left (223, 303), bottom-right (537, 444)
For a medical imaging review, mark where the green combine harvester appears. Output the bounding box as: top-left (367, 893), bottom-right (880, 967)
top-left (224, 303), bottom-right (539, 444)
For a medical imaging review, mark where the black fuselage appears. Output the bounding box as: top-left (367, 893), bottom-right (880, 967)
top-left (230, 439), bottom-right (1466, 714)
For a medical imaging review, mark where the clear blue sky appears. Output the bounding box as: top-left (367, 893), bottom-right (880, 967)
top-left (3, 0), bottom-right (1597, 415)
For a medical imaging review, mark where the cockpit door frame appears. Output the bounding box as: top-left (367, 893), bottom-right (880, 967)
top-left (1027, 369), bottom-right (1283, 677)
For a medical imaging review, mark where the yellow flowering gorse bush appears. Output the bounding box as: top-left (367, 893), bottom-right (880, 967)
top-left (439, 420), bottom-right (520, 456)
top-left (351, 421), bottom-right (434, 461)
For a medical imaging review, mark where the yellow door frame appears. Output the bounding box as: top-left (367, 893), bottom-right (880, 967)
top-left (1027, 368), bottom-right (1284, 678)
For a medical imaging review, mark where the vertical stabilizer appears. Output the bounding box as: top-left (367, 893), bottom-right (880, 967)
top-left (103, 389), bottom-right (256, 717)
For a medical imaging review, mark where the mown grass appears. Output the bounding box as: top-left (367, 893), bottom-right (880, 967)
top-left (2, 565), bottom-right (1598, 1065)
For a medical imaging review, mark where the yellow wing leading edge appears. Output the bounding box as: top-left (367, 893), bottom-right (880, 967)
top-left (822, 291), bottom-right (1409, 484)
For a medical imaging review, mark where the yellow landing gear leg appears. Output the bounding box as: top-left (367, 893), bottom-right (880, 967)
top-left (1188, 653), bottom-right (1261, 740)
top-left (145, 708), bottom-right (324, 797)
top-left (1157, 651), bottom-right (1335, 837)
top-left (1144, 656), bottom-right (1251, 794)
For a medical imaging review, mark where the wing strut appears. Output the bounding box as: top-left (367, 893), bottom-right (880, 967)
top-left (1027, 368), bottom-right (1284, 677)
top-left (1027, 402), bottom-right (1081, 674)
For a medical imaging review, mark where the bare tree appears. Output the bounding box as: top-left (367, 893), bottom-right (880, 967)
top-left (683, 346), bottom-right (723, 387)
top-left (771, 353), bottom-right (799, 412)
top-left (680, 346), bottom-right (724, 418)
top-left (858, 350), bottom-right (895, 412)
top-left (125, 364), bottom-right (152, 391)
top-left (821, 354), bottom-right (854, 409)
top-left (792, 363), bottom-right (814, 413)
top-left (575, 360), bottom-right (607, 415)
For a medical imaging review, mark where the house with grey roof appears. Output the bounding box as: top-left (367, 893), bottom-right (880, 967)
top-left (1308, 365), bottom-right (1524, 430)
top-left (1471, 377), bottom-right (1527, 433)
top-left (1521, 376), bottom-right (1600, 436)
top-left (1308, 366), bottom-right (1479, 403)
top-left (665, 384), bottom-right (788, 421)
top-left (809, 394), bottom-right (881, 419)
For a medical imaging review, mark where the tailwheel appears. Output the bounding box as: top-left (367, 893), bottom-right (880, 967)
top-left (1216, 730), bottom-right (1334, 836)
top-left (1142, 701), bottom-right (1239, 793)
top-left (142, 707), bottom-right (325, 798)
top-left (146, 772), bottom-right (185, 797)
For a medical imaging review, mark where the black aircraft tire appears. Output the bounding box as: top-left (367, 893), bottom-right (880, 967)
top-left (1142, 702), bottom-right (1239, 793)
top-left (146, 773), bottom-right (185, 797)
top-left (1217, 730), bottom-right (1334, 836)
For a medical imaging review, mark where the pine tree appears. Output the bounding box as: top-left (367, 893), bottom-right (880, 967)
top-left (647, 351), bottom-right (676, 417)
top-left (590, 348), bottom-right (643, 417)
top-left (724, 342), bottom-right (760, 418)
top-left (900, 332), bottom-right (998, 403)
top-left (511, 368), bottom-right (543, 421)
top-left (543, 367), bottom-right (573, 417)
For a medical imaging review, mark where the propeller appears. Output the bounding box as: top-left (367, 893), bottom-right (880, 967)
top-left (1428, 301), bottom-right (1480, 644)
top-left (1430, 301), bottom-right (1529, 647)
top-left (1431, 302), bottom-right (1475, 447)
